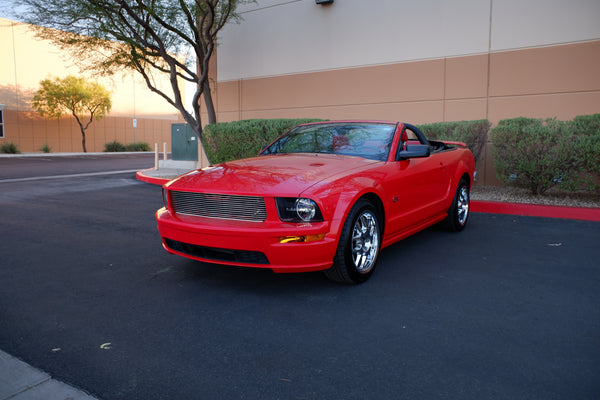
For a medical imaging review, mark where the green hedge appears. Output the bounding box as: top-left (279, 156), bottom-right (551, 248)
top-left (418, 120), bottom-right (490, 163)
top-left (202, 119), bottom-right (325, 164)
top-left (490, 115), bottom-right (600, 195)
top-left (104, 140), bottom-right (127, 152)
top-left (204, 118), bottom-right (491, 164)
top-left (104, 141), bottom-right (151, 152)
top-left (570, 114), bottom-right (600, 177)
top-left (200, 115), bottom-right (599, 196)
top-left (125, 142), bottom-right (152, 152)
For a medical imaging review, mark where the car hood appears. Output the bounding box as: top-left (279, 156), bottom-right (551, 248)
top-left (165, 154), bottom-right (380, 197)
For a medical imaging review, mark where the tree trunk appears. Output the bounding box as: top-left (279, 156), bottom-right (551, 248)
top-left (203, 79), bottom-right (216, 125)
top-left (80, 127), bottom-right (87, 153)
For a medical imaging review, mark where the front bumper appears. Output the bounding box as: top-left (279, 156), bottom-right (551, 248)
top-left (156, 208), bottom-right (338, 273)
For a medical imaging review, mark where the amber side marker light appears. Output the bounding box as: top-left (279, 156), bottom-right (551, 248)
top-left (279, 233), bottom-right (326, 243)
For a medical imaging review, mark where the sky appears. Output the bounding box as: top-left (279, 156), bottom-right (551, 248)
top-left (0, 0), bottom-right (27, 21)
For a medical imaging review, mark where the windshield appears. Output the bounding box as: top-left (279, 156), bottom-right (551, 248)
top-left (260, 122), bottom-right (396, 161)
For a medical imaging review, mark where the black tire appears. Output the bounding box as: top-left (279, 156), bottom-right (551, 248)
top-left (443, 178), bottom-right (470, 232)
top-left (324, 199), bottom-right (382, 284)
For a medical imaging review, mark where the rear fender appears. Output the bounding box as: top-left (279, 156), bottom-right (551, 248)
top-left (452, 157), bottom-right (475, 191)
top-left (441, 151), bottom-right (475, 210)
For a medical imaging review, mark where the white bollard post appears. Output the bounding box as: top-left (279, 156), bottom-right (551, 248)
top-left (163, 142), bottom-right (167, 160)
top-left (155, 143), bottom-right (159, 170)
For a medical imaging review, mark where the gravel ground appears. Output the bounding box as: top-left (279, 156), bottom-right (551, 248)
top-left (471, 185), bottom-right (600, 208)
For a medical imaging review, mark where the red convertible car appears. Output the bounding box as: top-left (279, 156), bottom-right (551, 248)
top-left (156, 121), bottom-right (475, 284)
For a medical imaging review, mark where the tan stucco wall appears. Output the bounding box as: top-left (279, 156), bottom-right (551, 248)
top-left (216, 41), bottom-right (600, 125)
top-left (3, 111), bottom-right (177, 153)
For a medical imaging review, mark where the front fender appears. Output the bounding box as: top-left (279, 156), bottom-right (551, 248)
top-left (305, 174), bottom-right (386, 241)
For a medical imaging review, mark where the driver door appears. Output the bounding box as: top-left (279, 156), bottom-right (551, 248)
top-left (383, 126), bottom-right (449, 235)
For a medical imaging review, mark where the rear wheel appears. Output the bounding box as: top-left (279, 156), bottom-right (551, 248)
top-left (443, 178), bottom-right (470, 232)
top-left (324, 199), bottom-right (381, 284)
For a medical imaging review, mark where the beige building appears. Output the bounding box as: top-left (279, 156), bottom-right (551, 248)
top-left (212, 0), bottom-right (600, 184)
top-left (2, 1), bottom-right (599, 181)
top-left (0, 17), bottom-right (182, 153)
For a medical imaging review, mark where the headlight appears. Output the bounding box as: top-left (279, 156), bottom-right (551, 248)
top-left (162, 188), bottom-right (170, 209)
top-left (276, 198), bottom-right (324, 222)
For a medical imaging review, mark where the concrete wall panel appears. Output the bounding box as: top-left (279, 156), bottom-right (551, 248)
top-left (218, 0), bottom-right (491, 81)
top-left (489, 92), bottom-right (600, 122)
top-left (490, 41), bottom-right (600, 97)
top-left (444, 99), bottom-right (488, 122)
top-left (491, 0), bottom-right (600, 51)
top-left (445, 55), bottom-right (489, 100)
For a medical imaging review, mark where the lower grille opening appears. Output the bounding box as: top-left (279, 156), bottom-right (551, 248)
top-left (164, 238), bottom-right (270, 265)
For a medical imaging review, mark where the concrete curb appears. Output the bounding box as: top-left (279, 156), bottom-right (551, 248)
top-left (0, 152), bottom-right (155, 158)
top-left (470, 200), bottom-right (600, 222)
top-left (0, 350), bottom-right (99, 400)
top-left (136, 169), bottom-right (600, 222)
top-left (136, 168), bottom-right (173, 186)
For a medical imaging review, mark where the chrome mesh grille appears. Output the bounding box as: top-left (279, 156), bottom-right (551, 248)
top-left (170, 191), bottom-right (267, 221)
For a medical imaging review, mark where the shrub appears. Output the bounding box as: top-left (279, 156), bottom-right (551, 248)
top-left (39, 143), bottom-right (52, 153)
top-left (105, 141), bottom-right (150, 152)
top-left (104, 140), bottom-right (127, 152)
top-left (125, 142), bottom-right (151, 152)
top-left (0, 142), bottom-right (20, 154)
top-left (569, 114), bottom-right (600, 182)
top-left (418, 120), bottom-right (490, 164)
top-left (570, 113), bottom-right (600, 136)
top-left (203, 119), bottom-right (325, 164)
top-left (490, 117), bottom-right (582, 195)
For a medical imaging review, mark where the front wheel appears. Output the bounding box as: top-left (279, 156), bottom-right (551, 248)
top-left (443, 178), bottom-right (470, 232)
top-left (324, 199), bottom-right (381, 284)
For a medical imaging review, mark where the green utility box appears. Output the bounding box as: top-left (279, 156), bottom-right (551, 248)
top-left (171, 123), bottom-right (198, 161)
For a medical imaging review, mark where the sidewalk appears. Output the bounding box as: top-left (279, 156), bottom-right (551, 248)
top-left (0, 350), bottom-right (99, 400)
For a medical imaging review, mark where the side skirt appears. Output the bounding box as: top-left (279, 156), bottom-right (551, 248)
top-left (381, 212), bottom-right (447, 249)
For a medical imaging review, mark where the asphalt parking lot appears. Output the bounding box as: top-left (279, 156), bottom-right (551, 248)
top-left (0, 156), bottom-right (599, 399)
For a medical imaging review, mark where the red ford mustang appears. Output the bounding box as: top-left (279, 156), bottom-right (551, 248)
top-left (156, 121), bottom-right (475, 284)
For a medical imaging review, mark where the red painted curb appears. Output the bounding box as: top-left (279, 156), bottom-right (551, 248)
top-left (136, 168), bottom-right (171, 186)
top-left (136, 169), bottom-right (600, 222)
top-left (471, 200), bottom-right (600, 222)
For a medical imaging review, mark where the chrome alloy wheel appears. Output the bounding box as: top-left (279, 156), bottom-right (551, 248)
top-left (351, 210), bottom-right (380, 273)
top-left (457, 185), bottom-right (470, 226)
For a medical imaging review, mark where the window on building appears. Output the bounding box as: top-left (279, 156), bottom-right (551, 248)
top-left (0, 105), bottom-right (4, 138)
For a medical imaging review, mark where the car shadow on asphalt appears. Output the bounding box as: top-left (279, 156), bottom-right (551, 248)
top-left (176, 258), bottom-right (334, 289)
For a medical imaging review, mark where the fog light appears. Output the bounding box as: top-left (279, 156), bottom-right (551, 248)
top-left (279, 233), bottom-right (326, 244)
top-left (279, 236), bottom-right (304, 243)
